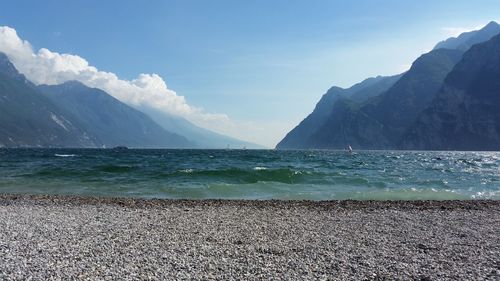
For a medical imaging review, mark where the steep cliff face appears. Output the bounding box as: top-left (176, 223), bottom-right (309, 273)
top-left (402, 34), bottom-right (500, 151)
top-left (278, 48), bottom-right (463, 150)
top-left (40, 81), bottom-right (192, 148)
top-left (0, 52), bottom-right (194, 148)
top-left (305, 99), bottom-right (388, 149)
top-left (277, 22), bottom-right (500, 151)
top-left (367, 48), bottom-right (464, 145)
top-left (0, 53), bottom-right (99, 148)
top-left (276, 75), bottom-right (400, 149)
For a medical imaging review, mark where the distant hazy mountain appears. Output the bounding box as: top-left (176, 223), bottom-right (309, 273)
top-left (278, 22), bottom-right (500, 150)
top-left (141, 107), bottom-right (265, 149)
top-left (276, 75), bottom-right (400, 149)
top-left (39, 81), bottom-right (191, 148)
top-left (0, 51), bottom-right (258, 149)
top-left (434, 21), bottom-right (500, 51)
top-left (0, 53), bottom-right (99, 148)
top-left (402, 33), bottom-right (500, 150)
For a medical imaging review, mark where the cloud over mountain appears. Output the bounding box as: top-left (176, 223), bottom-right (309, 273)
top-left (0, 26), bottom-right (229, 128)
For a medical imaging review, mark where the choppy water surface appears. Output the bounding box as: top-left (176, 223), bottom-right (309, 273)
top-left (0, 149), bottom-right (499, 200)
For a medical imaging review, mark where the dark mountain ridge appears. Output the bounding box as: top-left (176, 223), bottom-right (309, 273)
top-left (367, 48), bottom-right (464, 145)
top-left (0, 52), bottom-right (258, 149)
top-left (434, 21), bottom-right (500, 51)
top-left (0, 53), bottom-right (99, 148)
top-left (276, 74), bottom-right (401, 149)
top-left (39, 81), bottom-right (191, 148)
top-left (277, 48), bottom-right (463, 149)
top-left (277, 21), bottom-right (500, 151)
top-left (401, 33), bottom-right (500, 150)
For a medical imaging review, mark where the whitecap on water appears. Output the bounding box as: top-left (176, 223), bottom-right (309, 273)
top-left (179, 169), bottom-right (194, 173)
top-left (471, 191), bottom-right (494, 199)
top-left (54, 154), bottom-right (77, 157)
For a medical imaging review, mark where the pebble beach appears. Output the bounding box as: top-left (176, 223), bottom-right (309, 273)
top-left (0, 194), bottom-right (499, 280)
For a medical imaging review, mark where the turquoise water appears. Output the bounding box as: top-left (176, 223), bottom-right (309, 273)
top-left (0, 149), bottom-right (499, 200)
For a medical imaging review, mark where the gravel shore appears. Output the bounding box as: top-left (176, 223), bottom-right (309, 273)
top-left (0, 194), bottom-right (498, 280)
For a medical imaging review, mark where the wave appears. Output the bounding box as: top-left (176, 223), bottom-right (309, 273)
top-left (152, 183), bottom-right (489, 201)
top-left (155, 168), bottom-right (321, 185)
top-left (2, 149), bottom-right (499, 200)
top-left (253, 166), bottom-right (267, 170)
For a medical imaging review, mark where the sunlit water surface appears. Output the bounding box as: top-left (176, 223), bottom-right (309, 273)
top-left (0, 149), bottom-right (498, 200)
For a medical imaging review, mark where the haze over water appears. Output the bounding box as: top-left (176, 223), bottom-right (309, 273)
top-left (0, 149), bottom-right (498, 200)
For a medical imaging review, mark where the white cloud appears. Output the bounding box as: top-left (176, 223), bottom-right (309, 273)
top-left (0, 25), bottom-right (232, 136)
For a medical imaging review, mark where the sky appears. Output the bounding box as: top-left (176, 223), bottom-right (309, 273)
top-left (0, 0), bottom-right (499, 147)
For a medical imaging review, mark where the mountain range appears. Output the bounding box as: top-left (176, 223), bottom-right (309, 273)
top-left (402, 32), bottom-right (500, 150)
top-left (0, 52), bottom-right (260, 148)
top-left (3, 21), bottom-right (500, 150)
top-left (39, 81), bottom-right (190, 148)
top-left (277, 21), bottom-right (500, 151)
top-left (0, 53), bottom-right (97, 148)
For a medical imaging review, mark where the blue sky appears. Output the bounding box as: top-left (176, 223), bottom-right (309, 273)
top-left (1, 0), bottom-right (500, 147)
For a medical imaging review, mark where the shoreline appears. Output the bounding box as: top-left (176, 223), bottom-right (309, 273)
top-left (2, 193), bottom-right (499, 207)
top-left (0, 194), bottom-right (499, 279)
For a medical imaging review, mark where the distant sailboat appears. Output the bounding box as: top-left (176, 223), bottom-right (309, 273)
top-left (347, 145), bottom-right (353, 153)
